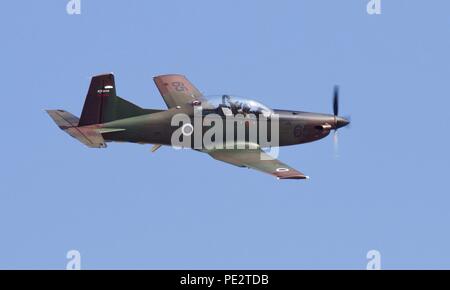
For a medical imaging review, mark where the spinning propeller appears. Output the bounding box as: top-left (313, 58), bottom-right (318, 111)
top-left (332, 85), bottom-right (350, 157)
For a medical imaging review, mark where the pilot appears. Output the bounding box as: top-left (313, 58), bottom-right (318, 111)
top-left (242, 103), bottom-right (251, 115)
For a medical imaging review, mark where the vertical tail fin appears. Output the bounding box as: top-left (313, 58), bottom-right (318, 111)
top-left (79, 73), bottom-right (117, 126)
top-left (78, 73), bottom-right (149, 125)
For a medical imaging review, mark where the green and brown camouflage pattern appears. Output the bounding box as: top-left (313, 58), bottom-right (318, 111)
top-left (47, 73), bottom-right (349, 179)
top-left (153, 74), bottom-right (205, 108)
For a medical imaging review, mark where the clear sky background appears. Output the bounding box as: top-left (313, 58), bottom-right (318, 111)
top-left (0, 0), bottom-right (449, 269)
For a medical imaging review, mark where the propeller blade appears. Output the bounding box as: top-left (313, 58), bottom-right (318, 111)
top-left (333, 85), bottom-right (339, 116)
top-left (332, 86), bottom-right (342, 158)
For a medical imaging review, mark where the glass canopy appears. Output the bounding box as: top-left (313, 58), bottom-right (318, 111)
top-left (201, 95), bottom-right (273, 118)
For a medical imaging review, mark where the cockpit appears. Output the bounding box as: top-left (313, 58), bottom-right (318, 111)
top-left (200, 95), bottom-right (273, 118)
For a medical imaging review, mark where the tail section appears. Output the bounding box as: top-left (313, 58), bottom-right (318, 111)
top-left (48, 73), bottom-right (158, 148)
top-left (46, 110), bottom-right (106, 148)
top-left (79, 73), bottom-right (147, 126)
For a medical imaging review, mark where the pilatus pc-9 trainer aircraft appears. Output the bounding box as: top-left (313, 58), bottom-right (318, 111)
top-left (47, 74), bottom-right (350, 180)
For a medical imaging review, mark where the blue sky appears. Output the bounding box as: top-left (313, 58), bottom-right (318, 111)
top-left (0, 0), bottom-right (449, 269)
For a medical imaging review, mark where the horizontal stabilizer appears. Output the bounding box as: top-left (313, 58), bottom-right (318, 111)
top-left (46, 110), bottom-right (107, 148)
top-left (46, 109), bottom-right (79, 128)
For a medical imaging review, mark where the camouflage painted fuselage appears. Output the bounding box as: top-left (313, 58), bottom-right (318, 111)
top-left (100, 107), bottom-right (345, 148)
top-left (47, 73), bottom-right (350, 179)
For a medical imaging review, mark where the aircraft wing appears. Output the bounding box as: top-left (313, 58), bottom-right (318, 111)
top-left (207, 148), bottom-right (308, 180)
top-left (153, 74), bottom-right (205, 108)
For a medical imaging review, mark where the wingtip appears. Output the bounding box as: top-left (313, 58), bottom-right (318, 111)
top-left (277, 175), bottom-right (309, 180)
top-left (153, 73), bottom-right (186, 79)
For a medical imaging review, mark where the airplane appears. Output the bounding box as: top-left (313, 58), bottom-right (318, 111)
top-left (47, 73), bottom-right (350, 180)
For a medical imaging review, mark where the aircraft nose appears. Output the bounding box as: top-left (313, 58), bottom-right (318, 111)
top-left (336, 116), bottom-right (350, 129)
